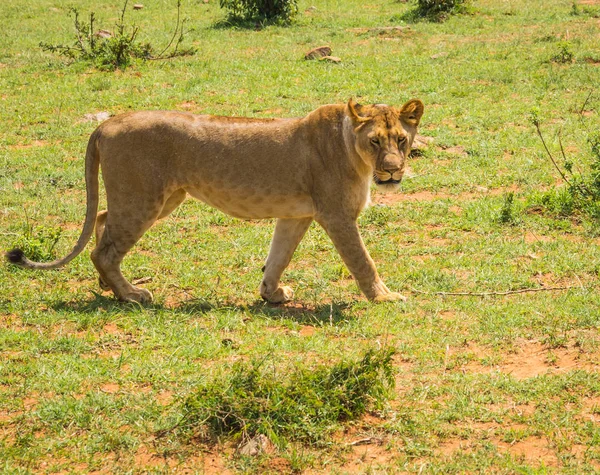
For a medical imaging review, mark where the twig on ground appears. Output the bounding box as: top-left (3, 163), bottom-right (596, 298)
top-left (149, 0), bottom-right (189, 60)
top-left (346, 437), bottom-right (384, 446)
top-left (443, 344), bottom-right (450, 372)
top-left (579, 89), bottom-right (593, 119)
top-left (410, 285), bottom-right (576, 297)
top-left (533, 121), bottom-right (572, 186)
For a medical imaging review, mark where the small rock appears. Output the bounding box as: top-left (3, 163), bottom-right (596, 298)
top-left (95, 29), bottom-right (112, 39)
top-left (412, 134), bottom-right (434, 150)
top-left (320, 55), bottom-right (341, 63)
top-left (305, 45), bottom-right (332, 60)
top-left (475, 186), bottom-right (489, 193)
top-left (133, 3), bottom-right (144, 9)
top-left (237, 434), bottom-right (274, 456)
top-left (445, 145), bottom-right (467, 156)
top-left (83, 111), bottom-right (111, 122)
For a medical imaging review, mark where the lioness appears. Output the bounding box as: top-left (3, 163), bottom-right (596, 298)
top-left (7, 99), bottom-right (424, 304)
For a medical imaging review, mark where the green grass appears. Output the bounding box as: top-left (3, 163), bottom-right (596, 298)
top-left (180, 348), bottom-right (394, 446)
top-left (2, 0), bottom-right (600, 472)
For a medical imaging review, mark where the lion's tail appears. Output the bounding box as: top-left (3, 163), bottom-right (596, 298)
top-left (5, 128), bottom-right (102, 270)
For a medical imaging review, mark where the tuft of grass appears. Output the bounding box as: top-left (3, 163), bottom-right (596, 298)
top-left (498, 192), bottom-right (517, 225)
top-left (179, 348), bottom-right (395, 446)
top-left (550, 40), bottom-right (575, 64)
top-left (405, 0), bottom-right (472, 22)
top-left (571, 1), bottom-right (600, 18)
top-left (11, 224), bottom-right (62, 262)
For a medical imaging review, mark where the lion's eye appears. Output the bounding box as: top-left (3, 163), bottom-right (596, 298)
top-left (398, 136), bottom-right (407, 145)
top-left (370, 138), bottom-right (380, 146)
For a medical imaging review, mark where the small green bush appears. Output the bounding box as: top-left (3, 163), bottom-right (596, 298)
top-left (180, 348), bottom-right (395, 446)
top-left (550, 41), bottom-right (575, 64)
top-left (498, 192), bottom-right (517, 224)
top-left (13, 225), bottom-right (62, 262)
top-left (527, 187), bottom-right (575, 218)
top-left (219, 0), bottom-right (298, 24)
top-left (531, 114), bottom-right (600, 226)
top-left (408, 0), bottom-right (471, 21)
top-left (40, 0), bottom-right (193, 70)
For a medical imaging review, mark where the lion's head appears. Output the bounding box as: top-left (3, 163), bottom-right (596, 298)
top-left (346, 98), bottom-right (424, 192)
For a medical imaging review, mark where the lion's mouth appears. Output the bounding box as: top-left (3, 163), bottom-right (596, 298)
top-left (373, 175), bottom-right (401, 186)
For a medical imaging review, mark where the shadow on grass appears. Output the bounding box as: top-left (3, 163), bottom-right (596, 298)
top-left (244, 300), bottom-right (353, 325)
top-left (49, 292), bottom-right (214, 315)
top-left (50, 293), bottom-right (353, 326)
top-left (210, 15), bottom-right (292, 31)
top-left (50, 292), bottom-right (127, 314)
top-left (175, 299), bottom-right (354, 325)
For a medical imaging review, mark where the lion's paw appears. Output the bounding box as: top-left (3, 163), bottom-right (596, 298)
top-left (373, 292), bottom-right (407, 303)
top-left (261, 284), bottom-right (294, 304)
top-left (121, 287), bottom-right (153, 304)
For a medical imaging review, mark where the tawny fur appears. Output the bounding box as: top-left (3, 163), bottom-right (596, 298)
top-left (6, 99), bottom-right (424, 304)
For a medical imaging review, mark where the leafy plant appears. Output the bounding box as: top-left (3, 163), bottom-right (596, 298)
top-left (12, 224), bottom-right (62, 262)
top-left (550, 41), bottom-right (575, 64)
top-left (406, 0), bottom-right (471, 22)
top-left (498, 192), bottom-right (517, 224)
top-left (40, 0), bottom-right (193, 70)
top-left (531, 107), bottom-right (600, 225)
top-left (219, 0), bottom-right (298, 25)
top-left (178, 348), bottom-right (395, 446)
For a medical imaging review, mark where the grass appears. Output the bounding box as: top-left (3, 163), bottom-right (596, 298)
top-left (179, 348), bottom-right (395, 447)
top-left (1, 0), bottom-right (600, 472)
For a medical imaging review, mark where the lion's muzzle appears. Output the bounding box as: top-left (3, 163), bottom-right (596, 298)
top-left (374, 153), bottom-right (404, 189)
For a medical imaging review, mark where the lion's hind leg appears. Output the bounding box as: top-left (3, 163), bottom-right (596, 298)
top-left (260, 217), bottom-right (312, 303)
top-left (94, 210), bottom-right (110, 291)
top-left (91, 191), bottom-right (183, 303)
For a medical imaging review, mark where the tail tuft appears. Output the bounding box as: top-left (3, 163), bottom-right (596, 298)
top-left (6, 249), bottom-right (25, 265)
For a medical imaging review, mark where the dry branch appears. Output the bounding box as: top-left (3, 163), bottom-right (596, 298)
top-left (410, 285), bottom-right (576, 297)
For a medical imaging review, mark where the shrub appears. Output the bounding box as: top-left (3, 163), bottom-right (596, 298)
top-left (40, 0), bottom-right (193, 70)
top-left (179, 348), bottom-right (395, 446)
top-left (531, 111), bottom-right (600, 226)
top-left (12, 225), bottom-right (62, 262)
top-left (550, 41), bottom-right (575, 64)
top-left (219, 0), bottom-right (298, 24)
top-left (408, 0), bottom-right (471, 22)
top-left (498, 192), bottom-right (517, 225)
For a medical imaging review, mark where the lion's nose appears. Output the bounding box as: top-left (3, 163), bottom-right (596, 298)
top-left (382, 154), bottom-right (402, 175)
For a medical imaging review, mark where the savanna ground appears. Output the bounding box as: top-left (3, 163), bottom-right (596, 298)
top-left (2, 0), bottom-right (600, 473)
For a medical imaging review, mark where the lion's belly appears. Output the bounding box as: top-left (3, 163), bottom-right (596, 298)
top-left (185, 185), bottom-right (314, 220)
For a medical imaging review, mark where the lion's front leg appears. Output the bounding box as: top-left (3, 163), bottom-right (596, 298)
top-left (260, 217), bottom-right (313, 303)
top-left (318, 217), bottom-right (406, 302)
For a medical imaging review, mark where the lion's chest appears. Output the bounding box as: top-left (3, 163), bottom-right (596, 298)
top-left (185, 184), bottom-right (314, 220)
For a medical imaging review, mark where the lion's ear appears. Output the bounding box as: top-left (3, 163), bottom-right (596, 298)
top-left (399, 99), bottom-right (424, 127)
top-left (346, 98), bottom-right (368, 127)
